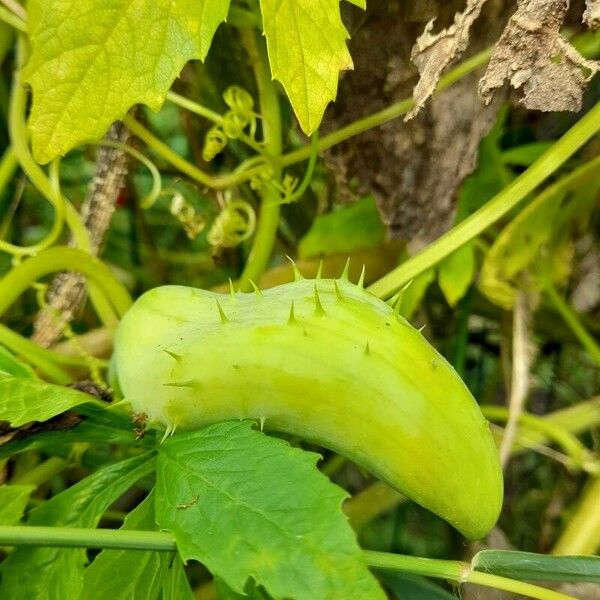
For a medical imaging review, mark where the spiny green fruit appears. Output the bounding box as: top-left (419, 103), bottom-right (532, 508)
top-left (113, 269), bottom-right (503, 539)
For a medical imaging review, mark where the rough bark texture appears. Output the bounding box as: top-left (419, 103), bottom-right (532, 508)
top-left (33, 122), bottom-right (130, 348)
top-left (324, 0), bottom-right (508, 250)
top-left (480, 0), bottom-right (599, 113)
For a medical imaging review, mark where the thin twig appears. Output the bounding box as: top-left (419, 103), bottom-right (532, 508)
top-left (500, 289), bottom-right (534, 467)
top-left (0, 0), bottom-right (26, 22)
top-left (33, 122), bottom-right (130, 348)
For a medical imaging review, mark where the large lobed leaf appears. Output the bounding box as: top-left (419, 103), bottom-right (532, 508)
top-left (25, 0), bottom-right (231, 163)
top-left (156, 420), bottom-right (385, 600)
top-left (25, 0), bottom-right (362, 162)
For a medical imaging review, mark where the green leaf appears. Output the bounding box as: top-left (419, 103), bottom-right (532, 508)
top-left (25, 0), bottom-right (231, 163)
top-left (0, 404), bottom-right (154, 460)
top-left (472, 550), bottom-right (600, 583)
top-left (479, 176), bottom-right (600, 309)
top-left (259, 0), bottom-right (358, 134)
top-left (398, 269), bottom-right (436, 320)
top-left (216, 579), bottom-right (272, 600)
top-left (0, 376), bottom-right (98, 427)
top-left (0, 346), bottom-right (36, 379)
top-left (0, 484), bottom-right (35, 525)
top-left (160, 550), bottom-right (196, 600)
top-left (438, 243), bottom-right (475, 308)
top-left (156, 421), bottom-right (385, 600)
top-left (501, 142), bottom-right (554, 167)
top-left (0, 452), bottom-right (156, 600)
top-left (381, 572), bottom-right (456, 600)
top-left (298, 197), bottom-right (386, 259)
top-left (79, 493), bottom-right (193, 600)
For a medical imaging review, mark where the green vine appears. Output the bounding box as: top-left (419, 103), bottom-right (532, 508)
top-left (0, 527), bottom-right (578, 600)
top-left (0, 246), bottom-right (132, 319)
top-left (368, 105), bottom-right (600, 299)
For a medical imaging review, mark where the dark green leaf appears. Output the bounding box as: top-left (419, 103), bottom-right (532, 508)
top-left (0, 377), bottom-right (99, 427)
top-left (0, 484), bottom-right (35, 525)
top-left (381, 572), bottom-right (456, 600)
top-left (156, 421), bottom-right (385, 600)
top-left (501, 142), bottom-right (554, 167)
top-left (0, 404), bottom-right (155, 460)
top-left (0, 453), bottom-right (156, 600)
top-left (472, 550), bottom-right (600, 583)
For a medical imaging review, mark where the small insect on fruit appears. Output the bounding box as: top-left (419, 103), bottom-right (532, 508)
top-left (112, 268), bottom-right (503, 539)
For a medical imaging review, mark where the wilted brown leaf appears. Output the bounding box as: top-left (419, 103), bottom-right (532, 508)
top-left (480, 0), bottom-right (600, 112)
top-left (407, 0), bottom-right (488, 120)
top-left (584, 0), bottom-right (600, 29)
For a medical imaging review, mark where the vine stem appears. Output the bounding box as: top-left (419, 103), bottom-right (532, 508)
top-left (123, 115), bottom-right (267, 190)
top-left (0, 246), bottom-right (132, 319)
top-left (365, 551), bottom-right (576, 600)
top-left (544, 282), bottom-right (600, 367)
top-left (368, 102), bottom-right (600, 299)
top-left (125, 48), bottom-right (491, 193)
top-left (0, 526), bottom-right (577, 600)
top-left (481, 405), bottom-right (596, 474)
top-left (0, 323), bottom-right (77, 383)
top-left (236, 28), bottom-right (283, 291)
top-left (166, 91), bottom-right (264, 155)
top-left (7, 36), bottom-right (120, 327)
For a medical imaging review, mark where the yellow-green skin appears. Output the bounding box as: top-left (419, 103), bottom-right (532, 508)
top-left (113, 277), bottom-right (503, 539)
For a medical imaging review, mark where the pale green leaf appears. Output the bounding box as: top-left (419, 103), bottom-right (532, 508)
top-left (0, 453), bottom-right (156, 600)
top-left (0, 484), bottom-right (35, 526)
top-left (156, 421), bottom-right (385, 600)
top-left (398, 269), bottom-right (436, 320)
top-left (0, 346), bottom-right (36, 379)
top-left (259, 0), bottom-right (358, 134)
top-left (479, 178), bottom-right (600, 309)
top-left (438, 243), bottom-right (475, 308)
top-left (381, 572), bottom-right (456, 600)
top-left (25, 0), bottom-right (231, 163)
top-left (0, 376), bottom-right (98, 427)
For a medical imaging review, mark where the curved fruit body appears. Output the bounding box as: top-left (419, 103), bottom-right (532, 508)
top-left (113, 277), bottom-right (503, 539)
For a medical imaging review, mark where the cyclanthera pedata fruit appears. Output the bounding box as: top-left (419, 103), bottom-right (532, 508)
top-left (113, 273), bottom-right (503, 539)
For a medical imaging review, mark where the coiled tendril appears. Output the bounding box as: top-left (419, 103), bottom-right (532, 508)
top-left (207, 199), bottom-right (256, 250)
top-left (202, 86), bottom-right (259, 162)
